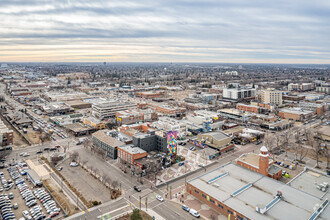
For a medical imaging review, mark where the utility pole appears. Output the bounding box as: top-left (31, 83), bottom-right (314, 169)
top-left (145, 197), bottom-right (148, 211)
top-left (170, 186), bottom-right (172, 199)
top-left (76, 194), bottom-right (78, 210)
top-left (139, 196), bottom-right (141, 210)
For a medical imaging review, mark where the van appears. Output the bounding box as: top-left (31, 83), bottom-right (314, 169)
top-left (189, 209), bottom-right (200, 218)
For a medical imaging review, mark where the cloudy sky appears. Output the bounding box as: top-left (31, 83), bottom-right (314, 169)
top-left (1, 0), bottom-right (330, 63)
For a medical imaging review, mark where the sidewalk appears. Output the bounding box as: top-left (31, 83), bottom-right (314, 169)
top-left (143, 208), bottom-right (166, 220)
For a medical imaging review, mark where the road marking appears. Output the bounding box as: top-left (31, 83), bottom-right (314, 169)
top-left (97, 204), bottom-right (130, 218)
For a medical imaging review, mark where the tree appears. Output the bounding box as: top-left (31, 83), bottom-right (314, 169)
top-left (312, 141), bottom-right (322, 168)
top-left (322, 145), bottom-right (330, 169)
top-left (282, 130), bottom-right (292, 157)
top-left (263, 132), bottom-right (274, 152)
top-left (130, 209), bottom-right (142, 220)
top-left (70, 151), bottom-right (79, 162)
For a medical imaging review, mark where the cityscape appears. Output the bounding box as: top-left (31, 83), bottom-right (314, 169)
top-left (0, 1), bottom-right (330, 220)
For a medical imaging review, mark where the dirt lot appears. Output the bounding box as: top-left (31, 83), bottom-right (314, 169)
top-left (60, 159), bottom-right (110, 204)
top-left (118, 210), bottom-right (152, 220)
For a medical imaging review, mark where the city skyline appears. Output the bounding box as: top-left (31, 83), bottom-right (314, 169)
top-left (1, 0), bottom-right (330, 63)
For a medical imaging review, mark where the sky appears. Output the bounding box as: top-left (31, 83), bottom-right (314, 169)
top-left (0, 0), bottom-right (330, 63)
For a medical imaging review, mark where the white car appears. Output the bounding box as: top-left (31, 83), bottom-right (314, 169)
top-left (156, 195), bottom-right (164, 202)
top-left (189, 209), bottom-right (200, 218)
top-left (23, 153), bottom-right (30, 157)
top-left (70, 162), bottom-right (78, 167)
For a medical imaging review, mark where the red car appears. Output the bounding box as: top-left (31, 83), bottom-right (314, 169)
top-left (49, 212), bottom-right (59, 218)
top-left (55, 146), bottom-right (61, 148)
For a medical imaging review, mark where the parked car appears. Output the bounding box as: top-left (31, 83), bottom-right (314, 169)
top-left (57, 167), bottom-right (63, 171)
top-left (178, 162), bottom-right (185, 166)
top-left (189, 209), bottom-right (200, 218)
top-left (70, 162), bottom-right (78, 167)
top-left (182, 204), bottom-right (190, 212)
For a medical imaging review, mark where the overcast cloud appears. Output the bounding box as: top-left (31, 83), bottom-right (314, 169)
top-left (0, 0), bottom-right (329, 63)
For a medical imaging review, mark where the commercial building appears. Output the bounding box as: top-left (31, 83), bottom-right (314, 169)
top-left (278, 108), bottom-right (314, 121)
top-left (298, 102), bottom-right (327, 115)
top-left (66, 123), bottom-right (96, 136)
top-left (148, 103), bottom-right (186, 117)
top-left (92, 101), bottom-right (137, 119)
top-left (66, 100), bottom-right (92, 109)
top-left (36, 102), bottom-right (74, 116)
top-left (115, 109), bottom-right (158, 126)
top-left (83, 117), bottom-right (106, 130)
top-left (0, 118), bottom-right (13, 146)
top-left (316, 83), bottom-right (330, 94)
top-left (196, 131), bottom-right (233, 153)
top-left (132, 130), bottom-right (167, 153)
top-left (237, 146), bottom-right (282, 180)
top-left (222, 88), bottom-right (256, 101)
top-left (49, 113), bottom-right (83, 126)
top-left (186, 163), bottom-right (329, 220)
top-left (118, 145), bottom-right (147, 165)
top-left (151, 117), bottom-right (187, 137)
top-left (261, 88), bottom-right (282, 106)
top-left (217, 109), bottom-right (251, 122)
top-left (92, 129), bottom-right (126, 159)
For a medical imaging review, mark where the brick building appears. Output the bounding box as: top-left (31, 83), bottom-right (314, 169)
top-left (236, 103), bottom-right (260, 114)
top-left (0, 118), bottom-right (13, 147)
top-left (186, 162), bottom-right (328, 220)
top-left (236, 146), bottom-right (282, 180)
top-left (278, 108), bottom-right (314, 121)
top-left (115, 109), bottom-right (158, 126)
top-left (118, 145), bottom-right (147, 165)
top-left (135, 91), bottom-right (165, 99)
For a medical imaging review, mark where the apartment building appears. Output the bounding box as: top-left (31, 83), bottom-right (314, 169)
top-left (92, 101), bottom-right (137, 119)
top-left (118, 145), bottom-right (147, 165)
top-left (115, 109), bottom-right (158, 126)
top-left (222, 88), bottom-right (256, 101)
top-left (261, 88), bottom-right (282, 106)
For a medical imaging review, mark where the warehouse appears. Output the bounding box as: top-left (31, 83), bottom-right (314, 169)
top-left (186, 163), bottom-right (329, 220)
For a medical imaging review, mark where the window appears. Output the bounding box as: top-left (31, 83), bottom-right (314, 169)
top-left (210, 199), bottom-right (215, 203)
top-left (202, 194), bottom-right (206, 199)
top-left (218, 204), bottom-right (223, 209)
top-left (228, 210), bottom-right (233, 214)
top-left (194, 189), bottom-right (199, 194)
top-left (237, 216), bottom-right (243, 220)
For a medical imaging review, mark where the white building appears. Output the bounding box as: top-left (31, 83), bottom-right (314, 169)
top-left (261, 88), bottom-right (282, 106)
top-left (92, 101), bottom-right (137, 119)
top-left (151, 117), bottom-right (187, 137)
top-left (222, 88), bottom-right (256, 101)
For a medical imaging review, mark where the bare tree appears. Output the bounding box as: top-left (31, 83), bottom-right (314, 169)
top-left (311, 140), bottom-right (322, 168)
top-left (111, 180), bottom-right (119, 190)
top-left (70, 151), bottom-right (79, 162)
top-left (297, 145), bottom-right (309, 163)
top-left (263, 132), bottom-right (274, 152)
top-left (322, 145), bottom-right (330, 169)
top-left (282, 130), bottom-right (292, 157)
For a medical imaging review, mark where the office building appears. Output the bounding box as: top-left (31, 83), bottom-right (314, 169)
top-left (133, 130), bottom-right (167, 153)
top-left (92, 101), bottom-right (137, 119)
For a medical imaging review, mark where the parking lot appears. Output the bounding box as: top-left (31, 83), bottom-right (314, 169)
top-left (60, 159), bottom-right (110, 203)
top-left (0, 161), bottom-right (61, 220)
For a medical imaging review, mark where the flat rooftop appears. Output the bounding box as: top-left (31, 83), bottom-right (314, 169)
top-left (119, 145), bottom-right (146, 155)
top-left (187, 163), bottom-right (329, 220)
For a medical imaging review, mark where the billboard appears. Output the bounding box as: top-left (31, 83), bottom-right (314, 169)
top-left (167, 131), bottom-right (177, 156)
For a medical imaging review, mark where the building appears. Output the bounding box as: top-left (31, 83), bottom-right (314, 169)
top-left (132, 130), bottom-right (167, 153)
top-left (66, 123), bottom-right (96, 136)
top-left (217, 109), bottom-right (251, 122)
top-left (92, 129), bottom-right (126, 159)
top-left (316, 83), bottom-right (330, 94)
top-left (288, 83), bottom-right (314, 91)
top-left (49, 113), bottom-right (83, 126)
top-left (0, 118), bottom-right (13, 147)
top-left (148, 103), bottom-right (186, 117)
top-left (119, 123), bottom-right (152, 137)
top-left (66, 100), bottom-right (92, 109)
top-left (83, 117), bottom-right (106, 130)
top-left (261, 88), bottom-right (282, 106)
top-left (92, 101), bottom-right (137, 119)
top-left (237, 146), bottom-right (282, 180)
top-left (116, 109), bottom-right (158, 126)
top-left (151, 117), bottom-right (187, 137)
top-left (36, 102), bottom-right (74, 116)
top-left (135, 91), bottom-right (165, 99)
top-left (222, 88), bottom-right (256, 101)
top-left (235, 103), bottom-right (268, 114)
top-left (282, 95), bottom-right (305, 102)
top-left (298, 102), bottom-right (327, 115)
top-left (118, 145), bottom-right (147, 165)
top-left (186, 163), bottom-right (329, 220)
top-left (317, 125), bottom-right (330, 142)
top-left (278, 108), bottom-right (314, 121)
top-left (196, 131), bottom-right (233, 153)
